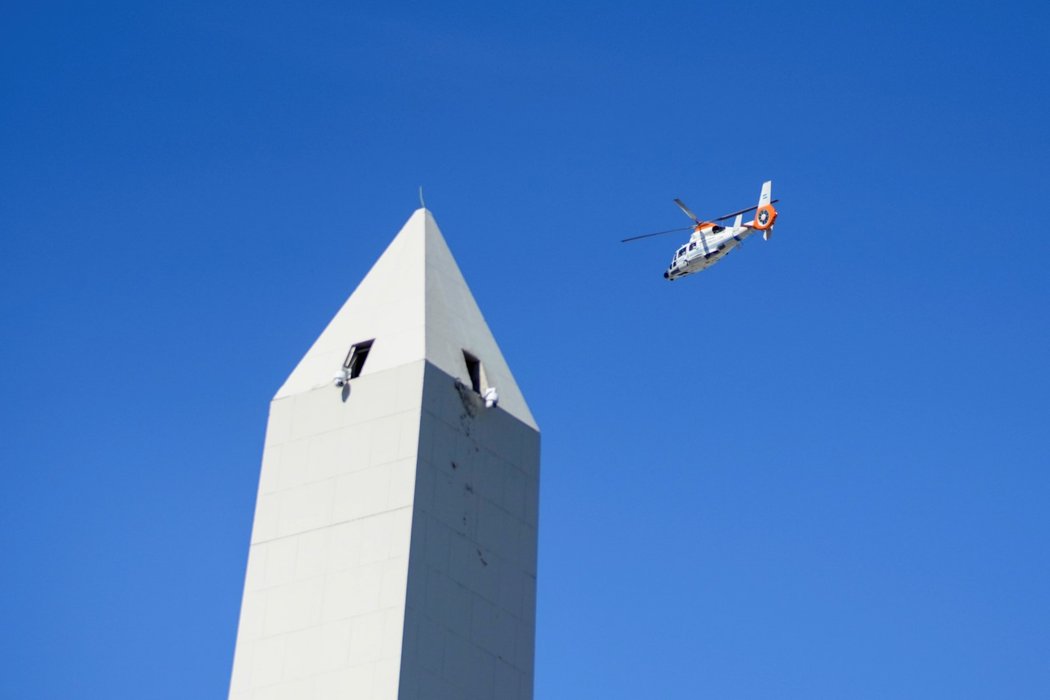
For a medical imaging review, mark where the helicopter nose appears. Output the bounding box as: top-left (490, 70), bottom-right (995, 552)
top-left (663, 271), bottom-right (669, 279)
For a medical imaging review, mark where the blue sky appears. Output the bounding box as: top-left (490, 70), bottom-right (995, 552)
top-left (3, 1), bottom-right (1049, 697)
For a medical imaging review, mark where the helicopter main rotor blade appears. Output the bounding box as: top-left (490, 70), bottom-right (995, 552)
top-left (622, 196), bottom-right (783, 243)
top-left (621, 225), bottom-right (694, 243)
top-left (712, 198), bottom-right (780, 223)
top-left (673, 198), bottom-right (702, 224)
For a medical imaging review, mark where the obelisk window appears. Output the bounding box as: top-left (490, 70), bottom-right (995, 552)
top-left (344, 340), bottom-right (374, 379)
top-left (463, 350), bottom-right (484, 393)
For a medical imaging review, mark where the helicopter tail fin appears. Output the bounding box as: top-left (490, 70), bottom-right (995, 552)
top-left (758, 180), bottom-right (772, 207)
top-left (753, 180), bottom-right (777, 239)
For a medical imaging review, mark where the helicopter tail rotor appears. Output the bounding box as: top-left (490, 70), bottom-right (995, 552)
top-left (752, 180), bottom-right (777, 234)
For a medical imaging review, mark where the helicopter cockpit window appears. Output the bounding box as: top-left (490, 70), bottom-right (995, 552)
top-left (677, 246), bottom-right (687, 258)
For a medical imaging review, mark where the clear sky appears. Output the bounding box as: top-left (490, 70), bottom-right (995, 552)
top-left (3, 1), bottom-right (1049, 698)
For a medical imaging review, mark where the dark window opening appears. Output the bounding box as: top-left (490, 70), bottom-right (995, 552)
top-left (343, 339), bottom-right (374, 379)
top-left (463, 350), bottom-right (482, 393)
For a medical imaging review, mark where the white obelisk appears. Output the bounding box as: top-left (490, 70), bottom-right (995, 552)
top-left (228, 209), bottom-right (540, 700)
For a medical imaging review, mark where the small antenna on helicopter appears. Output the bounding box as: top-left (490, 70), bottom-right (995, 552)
top-left (419, 186), bottom-right (426, 210)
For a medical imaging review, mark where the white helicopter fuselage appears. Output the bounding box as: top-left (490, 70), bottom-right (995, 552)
top-left (663, 224), bottom-right (755, 280)
top-left (621, 180), bottom-right (777, 281)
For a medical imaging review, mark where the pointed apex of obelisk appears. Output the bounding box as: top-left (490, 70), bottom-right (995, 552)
top-left (276, 208), bottom-right (536, 430)
top-left (420, 209), bottom-right (536, 429)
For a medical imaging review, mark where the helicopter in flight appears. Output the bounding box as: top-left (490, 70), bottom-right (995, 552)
top-left (622, 181), bottom-right (779, 280)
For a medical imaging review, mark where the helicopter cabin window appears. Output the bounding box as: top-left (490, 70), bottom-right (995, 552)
top-left (688, 242), bottom-right (697, 251)
top-left (343, 339), bottom-right (374, 379)
top-left (463, 350), bottom-right (485, 394)
top-left (677, 246), bottom-right (687, 258)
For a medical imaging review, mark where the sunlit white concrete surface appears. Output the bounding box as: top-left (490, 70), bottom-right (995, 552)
top-left (229, 209), bottom-right (540, 700)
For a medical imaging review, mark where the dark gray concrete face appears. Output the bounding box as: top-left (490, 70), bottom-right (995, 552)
top-left (399, 362), bottom-right (540, 700)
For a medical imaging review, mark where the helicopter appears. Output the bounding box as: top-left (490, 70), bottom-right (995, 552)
top-left (622, 181), bottom-right (779, 280)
